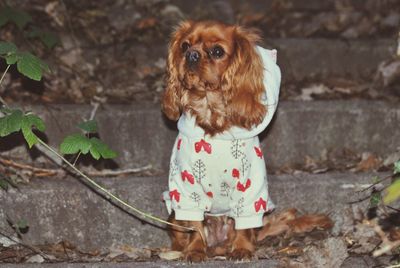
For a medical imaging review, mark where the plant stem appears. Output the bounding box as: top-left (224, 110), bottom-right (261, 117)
top-left (0, 64), bottom-right (11, 108)
top-left (72, 152), bottom-right (81, 166)
top-left (36, 138), bottom-right (195, 232)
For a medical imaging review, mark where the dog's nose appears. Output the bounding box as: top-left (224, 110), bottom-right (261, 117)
top-left (185, 50), bottom-right (201, 64)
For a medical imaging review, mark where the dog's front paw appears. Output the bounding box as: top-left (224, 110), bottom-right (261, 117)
top-left (229, 248), bottom-right (253, 261)
top-left (184, 250), bottom-right (207, 262)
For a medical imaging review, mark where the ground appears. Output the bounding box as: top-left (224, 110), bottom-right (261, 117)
top-left (0, 0), bottom-right (399, 266)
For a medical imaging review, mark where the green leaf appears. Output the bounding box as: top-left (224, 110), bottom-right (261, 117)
top-left (0, 117), bottom-right (7, 137)
top-left (21, 112), bottom-right (45, 148)
top-left (5, 53), bottom-right (18, 64)
top-left (60, 134), bottom-right (91, 155)
top-left (384, 179), bottom-right (400, 204)
top-left (21, 124), bottom-right (38, 148)
top-left (16, 52), bottom-right (49, 81)
top-left (0, 179), bottom-right (8, 191)
top-left (24, 114), bottom-right (45, 132)
top-left (0, 110), bottom-right (45, 147)
top-left (0, 42), bottom-right (17, 55)
top-left (60, 134), bottom-right (117, 160)
top-left (77, 120), bottom-right (98, 133)
top-left (7, 109), bottom-right (23, 133)
top-left (0, 7), bottom-right (32, 30)
top-left (13, 10), bottom-right (32, 29)
top-left (15, 219), bottom-right (28, 230)
top-left (27, 28), bottom-right (59, 49)
top-left (0, 12), bottom-right (7, 28)
top-left (394, 161), bottom-right (400, 175)
top-left (0, 109), bottom-right (24, 137)
top-left (89, 137), bottom-right (117, 160)
top-left (369, 191), bottom-right (381, 207)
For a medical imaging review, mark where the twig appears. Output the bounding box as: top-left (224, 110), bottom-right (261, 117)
top-left (0, 157), bottom-right (61, 177)
top-left (0, 64), bottom-right (10, 108)
top-left (357, 174), bottom-right (394, 193)
top-left (0, 65), bottom-right (195, 234)
top-left (58, 0), bottom-right (79, 48)
top-left (72, 101), bottom-right (98, 166)
top-left (87, 165), bottom-right (153, 177)
top-left (0, 156), bottom-right (152, 178)
top-left (88, 102), bottom-right (99, 121)
top-left (0, 228), bottom-right (49, 261)
top-left (37, 138), bottom-right (195, 232)
top-left (386, 264), bottom-right (400, 268)
top-left (366, 219), bottom-right (400, 257)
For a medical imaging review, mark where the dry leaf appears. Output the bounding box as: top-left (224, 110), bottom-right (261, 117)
top-left (158, 250), bottom-right (183, 260)
top-left (296, 84), bottom-right (332, 101)
top-left (353, 152), bottom-right (382, 172)
top-left (277, 246), bottom-right (303, 256)
top-left (26, 254), bottom-right (45, 263)
top-left (106, 245), bottom-right (151, 260)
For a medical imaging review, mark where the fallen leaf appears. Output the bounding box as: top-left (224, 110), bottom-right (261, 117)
top-left (277, 246), bottom-right (303, 256)
top-left (136, 17), bottom-right (157, 30)
top-left (106, 245), bottom-right (151, 260)
top-left (295, 84), bottom-right (332, 101)
top-left (383, 150), bottom-right (400, 167)
top-left (353, 152), bottom-right (382, 172)
top-left (0, 236), bottom-right (18, 247)
top-left (158, 250), bottom-right (182, 260)
top-left (376, 59), bottom-right (400, 87)
top-left (389, 229), bottom-right (400, 241)
top-left (26, 254), bottom-right (45, 263)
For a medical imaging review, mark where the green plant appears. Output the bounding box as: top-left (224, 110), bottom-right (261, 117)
top-left (60, 119), bottom-right (117, 161)
top-left (384, 161), bottom-right (400, 204)
top-left (0, 6), bottom-right (59, 49)
top-left (0, 41), bottom-right (193, 233)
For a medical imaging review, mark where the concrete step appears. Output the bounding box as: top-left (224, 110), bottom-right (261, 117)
top-left (0, 172), bottom-right (385, 251)
top-left (268, 38), bottom-right (396, 82)
top-left (2, 100), bottom-right (399, 171)
top-left (142, 38), bottom-right (396, 85)
top-left (0, 259), bottom-right (279, 268)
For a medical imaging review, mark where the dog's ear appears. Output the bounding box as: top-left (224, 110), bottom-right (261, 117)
top-left (221, 26), bottom-right (266, 129)
top-left (162, 21), bottom-right (193, 121)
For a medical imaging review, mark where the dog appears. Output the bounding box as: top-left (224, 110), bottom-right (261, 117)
top-left (161, 20), bottom-right (281, 262)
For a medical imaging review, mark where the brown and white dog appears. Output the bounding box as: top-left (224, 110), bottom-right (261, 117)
top-left (162, 20), bottom-right (281, 262)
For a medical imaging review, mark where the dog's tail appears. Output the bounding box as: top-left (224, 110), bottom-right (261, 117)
top-left (257, 208), bottom-right (334, 242)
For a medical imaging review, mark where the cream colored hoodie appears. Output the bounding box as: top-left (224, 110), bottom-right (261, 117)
top-left (163, 46), bottom-right (281, 230)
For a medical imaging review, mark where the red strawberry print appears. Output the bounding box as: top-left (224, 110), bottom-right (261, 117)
top-left (254, 146), bottom-right (263, 159)
top-left (177, 138), bottom-right (182, 150)
top-left (181, 170), bottom-right (195, 184)
top-left (195, 139), bottom-right (212, 154)
top-left (237, 178), bottom-right (251, 192)
top-left (232, 168), bottom-right (240, 179)
top-left (254, 197), bottom-right (267, 212)
top-left (169, 189), bottom-right (180, 202)
top-left (206, 191), bottom-right (214, 198)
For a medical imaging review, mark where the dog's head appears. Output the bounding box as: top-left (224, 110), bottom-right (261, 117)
top-left (162, 20), bottom-right (266, 134)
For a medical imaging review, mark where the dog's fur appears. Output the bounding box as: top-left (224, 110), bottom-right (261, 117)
top-left (162, 20), bottom-right (266, 136)
top-left (162, 21), bottom-right (333, 262)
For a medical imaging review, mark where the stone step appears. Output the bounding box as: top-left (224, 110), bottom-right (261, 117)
top-left (145, 38), bottom-right (395, 85)
top-left (0, 172), bottom-right (385, 251)
top-left (268, 38), bottom-right (396, 82)
top-left (2, 100), bottom-right (399, 171)
top-left (0, 259), bottom-right (279, 268)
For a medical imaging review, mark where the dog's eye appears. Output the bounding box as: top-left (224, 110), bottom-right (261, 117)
top-left (181, 42), bottom-right (190, 53)
top-left (210, 46), bottom-right (225, 58)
